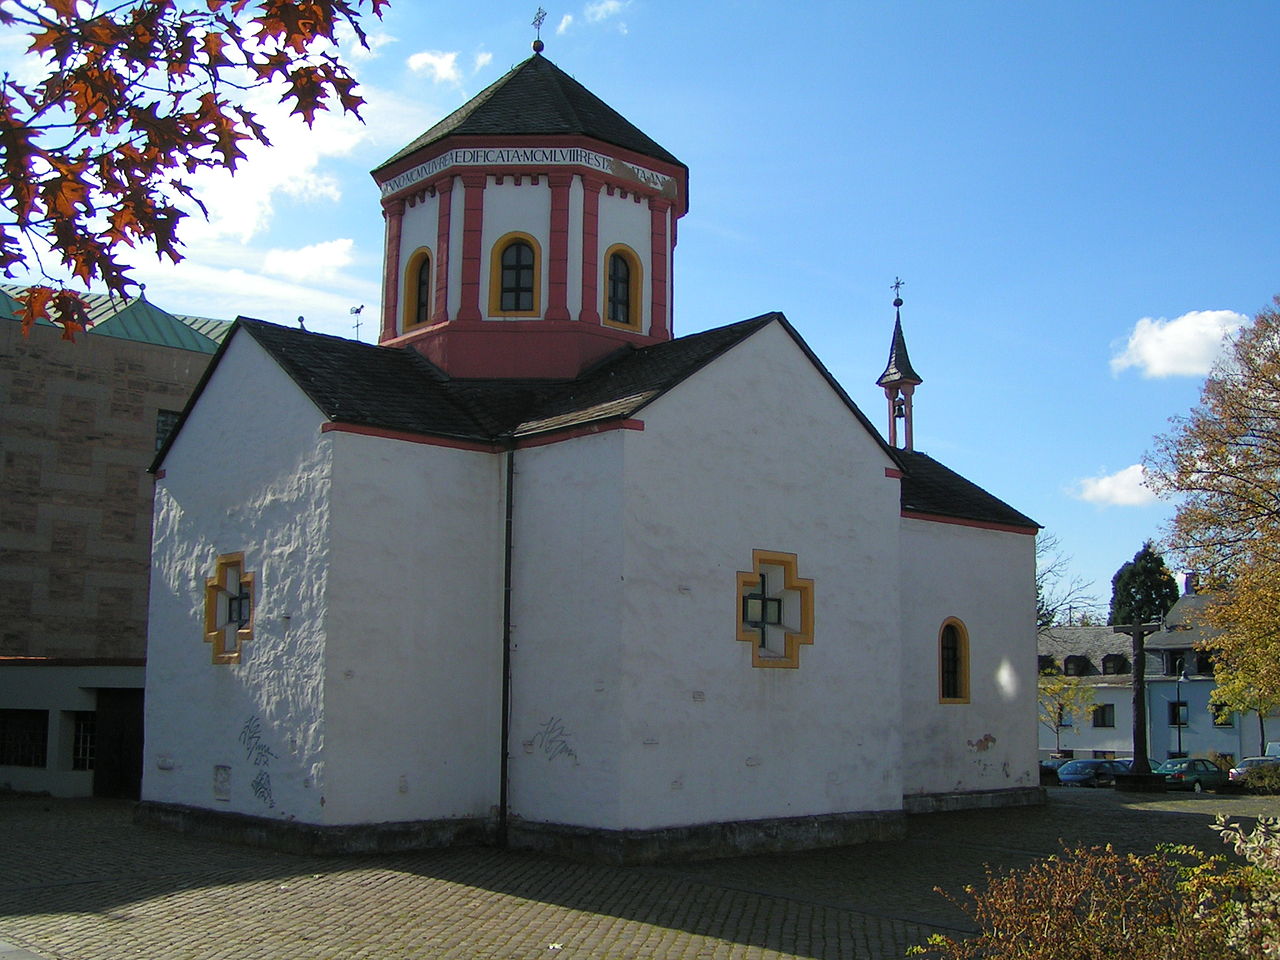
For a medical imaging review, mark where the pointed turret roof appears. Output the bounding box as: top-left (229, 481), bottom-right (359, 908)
top-left (876, 312), bottom-right (922, 388)
top-left (375, 53), bottom-right (683, 172)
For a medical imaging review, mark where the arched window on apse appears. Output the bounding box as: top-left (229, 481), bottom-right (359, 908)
top-left (603, 245), bottom-right (642, 330)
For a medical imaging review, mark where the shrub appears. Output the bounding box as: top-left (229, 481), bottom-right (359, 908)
top-left (1244, 765), bottom-right (1280, 796)
top-left (907, 843), bottom-right (1230, 959)
top-left (1209, 816), bottom-right (1280, 958)
top-left (910, 820), bottom-right (1280, 960)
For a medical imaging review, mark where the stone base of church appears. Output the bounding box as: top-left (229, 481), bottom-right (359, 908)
top-left (135, 792), bottom-right (1041, 861)
top-left (901, 785), bottom-right (1046, 815)
top-left (506, 809), bottom-right (907, 865)
top-left (133, 801), bottom-right (495, 856)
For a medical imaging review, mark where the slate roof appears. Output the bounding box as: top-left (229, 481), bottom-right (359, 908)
top-left (876, 316), bottom-right (922, 387)
top-left (228, 314), bottom-right (776, 444)
top-left (376, 53), bottom-right (683, 172)
top-left (897, 450), bottom-right (1039, 530)
top-left (1147, 591), bottom-right (1216, 651)
top-left (158, 315), bottom-right (1037, 535)
top-left (1, 283), bottom-right (230, 351)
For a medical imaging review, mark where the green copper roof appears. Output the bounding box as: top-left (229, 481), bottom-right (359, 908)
top-left (0, 283), bottom-right (230, 351)
top-left (92, 296), bottom-right (221, 353)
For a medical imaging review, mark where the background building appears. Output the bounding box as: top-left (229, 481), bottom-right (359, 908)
top-left (1038, 578), bottom-right (1274, 767)
top-left (0, 288), bottom-right (228, 797)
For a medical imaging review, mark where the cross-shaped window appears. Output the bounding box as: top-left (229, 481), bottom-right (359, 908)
top-left (735, 550), bottom-right (814, 669)
top-left (204, 553), bottom-right (255, 664)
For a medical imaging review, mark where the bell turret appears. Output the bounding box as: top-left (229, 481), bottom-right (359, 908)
top-left (876, 280), bottom-right (922, 450)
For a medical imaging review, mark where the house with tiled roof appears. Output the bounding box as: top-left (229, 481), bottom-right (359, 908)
top-left (140, 48), bottom-right (1041, 860)
top-left (0, 286), bottom-right (229, 798)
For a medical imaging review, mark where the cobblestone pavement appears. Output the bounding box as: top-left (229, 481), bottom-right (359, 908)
top-left (2, 789), bottom-right (1278, 960)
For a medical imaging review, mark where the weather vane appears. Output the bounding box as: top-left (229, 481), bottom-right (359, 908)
top-left (532, 8), bottom-right (547, 52)
top-left (891, 276), bottom-right (905, 307)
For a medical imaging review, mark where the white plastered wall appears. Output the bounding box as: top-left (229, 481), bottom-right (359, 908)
top-left (506, 431), bottom-right (627, 829)
top-left (898, 518), bottom-right (1038, 797)
top-left (320, 432), bottom-right (505, 824)
top-left (507, 320), bottom-right (905, 831)
top-left (143, 332), bottom-right (334, 822)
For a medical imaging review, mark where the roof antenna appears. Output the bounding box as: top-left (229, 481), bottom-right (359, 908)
top-left (349, 304), bottom-right (364, 341)
top-left (532, 7), bottom-right (547, 53)
top-left (297, 316), bottom-right (306, 331)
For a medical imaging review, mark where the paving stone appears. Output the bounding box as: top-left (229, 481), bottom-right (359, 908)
top-left (0, 790), bottom-right (1276, 960)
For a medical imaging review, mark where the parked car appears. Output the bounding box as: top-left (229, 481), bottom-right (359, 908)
top-left (1155, 757), bottom-right (1229, 792)
top-left (1040, 757), bottom-right (1071, 784)
top-left (1229, 756), bottom-right (1280, 782)
top-left (1116, 758), bottom-right (1161, 773)
top-left (1055, 759), bottom-right (1127, 788)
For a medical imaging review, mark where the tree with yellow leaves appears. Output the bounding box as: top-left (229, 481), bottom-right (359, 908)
top-left (1147, 296), bottom-right (1280, 721)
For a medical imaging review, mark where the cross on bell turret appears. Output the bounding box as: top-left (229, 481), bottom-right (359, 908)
top-left (875, 279), bottom-right (922, 450)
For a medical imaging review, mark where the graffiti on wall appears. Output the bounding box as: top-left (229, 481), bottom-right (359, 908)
top-left (530, 716), bottom-right (578, 763)
top-left (238, 715), bottom-right (278, 808)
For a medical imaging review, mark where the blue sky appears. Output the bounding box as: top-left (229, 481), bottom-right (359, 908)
top-left (8, 1), bottom-right (1279, 611)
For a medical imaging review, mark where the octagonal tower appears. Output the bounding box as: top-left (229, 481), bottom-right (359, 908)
top-left (371, 50), bottom-right (689, 379)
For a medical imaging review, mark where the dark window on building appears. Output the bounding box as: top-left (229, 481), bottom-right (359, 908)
top-left (1037, 655), bottom-right (1057, 673)
top-left (500, 241), bottom-right (535, 312)
top-left (1064, 655), bottom-right (1090, 677)
top-left (1167, 652), bottom-right (1188, 676)
top-left (1169, 701), bottom-right (1188, 726)
top-left (1092, 750), bottom-right (1116, 759)
top-left (415, 254), bottom-right (432, 326)
top-left (1196, 651), bottom-right (1214, 675)
top-left (1213, 708), bottom-right (1234, 728)
top-left (72, 711), bottom-right (95, 771)
top-left (1102, 654), bottom-right (1129, 675)
top-left (0, 709), bottom-right (49, 767)
top-left (608, 252), bottom-right (632, 325)
top-left (155, 409), bottom-right (182, 451)
top-left (941, 624), bottom-right (963, 700)
top-left (1092, 704), bottom-right (1115, 728)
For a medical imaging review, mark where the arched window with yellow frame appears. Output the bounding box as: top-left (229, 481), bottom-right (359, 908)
top-left (488, 232), bottom-right (542, 317)
top-left (602, 244), bottom-right (643, 330)
top-left (402, 247), bottom-right (433, 332)
top-left (939, 617), bottom-right (970, 703)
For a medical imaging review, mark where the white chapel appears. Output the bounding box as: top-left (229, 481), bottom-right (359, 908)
top-left (140, 47), bottom-right (1042, 860)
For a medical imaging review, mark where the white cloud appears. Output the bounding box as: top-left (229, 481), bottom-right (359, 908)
top-left (556, 14), bottom-right (574, 34)
top-left (406, 50), bottom-right (462, 84)
top-left (1111, 309), bottom-right (1247, 378)
top-left (474, 51), bottom-right (493, 72)
top-left (334, 22), bottom-right (397, 62)
top-left (263, 239), bottom-right (355, 283)
top-left (127, 254), bottom-right (381, 340)
top-left (177, 88), bottom-right (367, 245)
top-left (585, 0), bottom-right (627, 22)
top-left (1073, 464), bottom-right (1158, 507)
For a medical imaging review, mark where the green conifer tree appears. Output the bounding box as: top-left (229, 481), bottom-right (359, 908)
top-left (1109, 542), bottom-right (1179, 625)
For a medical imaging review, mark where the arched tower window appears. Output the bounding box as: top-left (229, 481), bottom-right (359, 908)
top-left (488, 233), bottom-right (542, 317)
top-left (603, 244), bottom-right (642, 330)
top-left (402, 248), bottom-right (432, 332)
top-left (939, 618), bottom-right (970, 703)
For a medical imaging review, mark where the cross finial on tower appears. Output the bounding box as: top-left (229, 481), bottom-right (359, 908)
top-left (532, 8), bottom-right (547, 52)
top-left (891, 276), bottom-right (905, 308)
